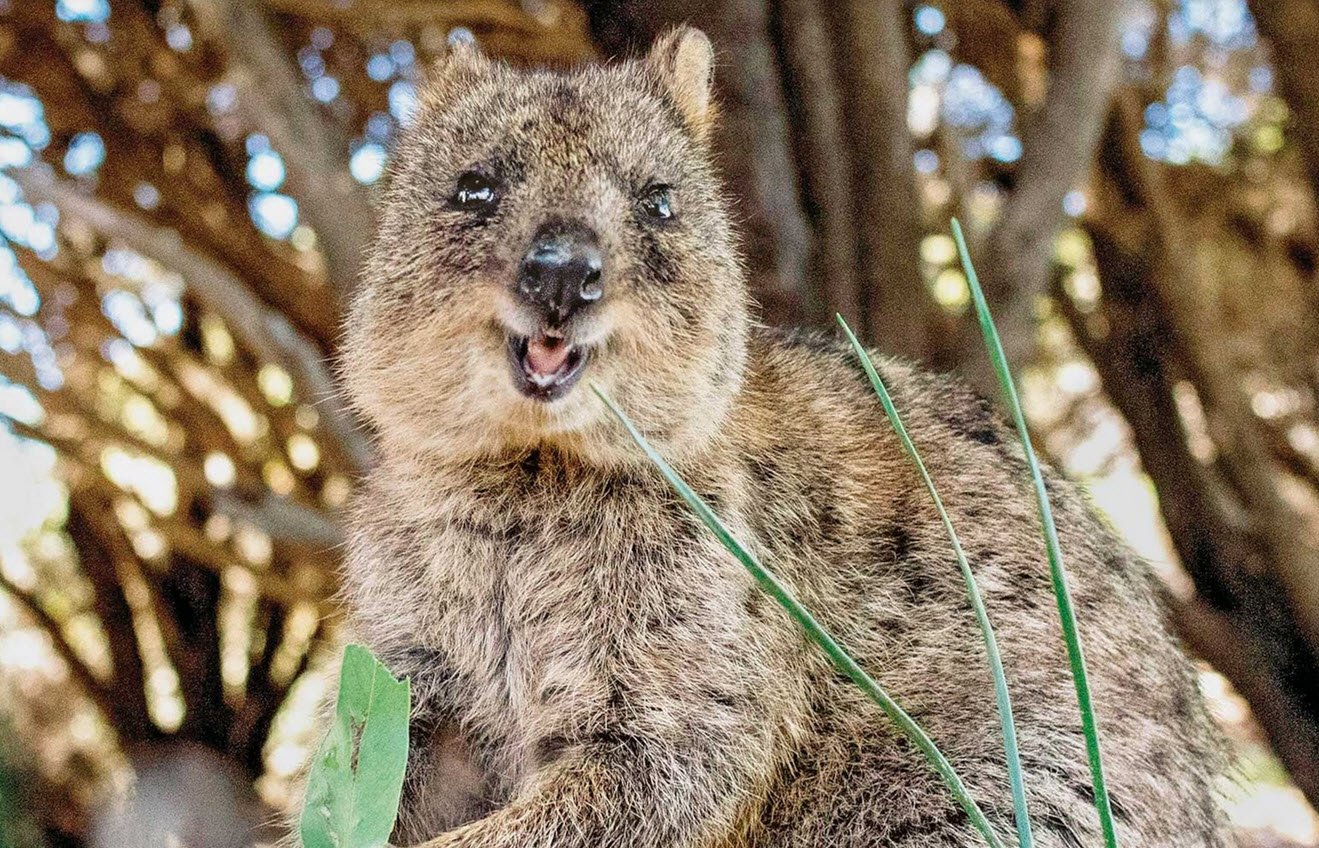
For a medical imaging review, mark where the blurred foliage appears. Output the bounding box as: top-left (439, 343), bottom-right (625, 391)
top-left (0, 722), bottom-right (48, 848)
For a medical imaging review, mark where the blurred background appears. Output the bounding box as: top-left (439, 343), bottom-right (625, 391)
top-left (0, 0), bottom-right (1316, 845)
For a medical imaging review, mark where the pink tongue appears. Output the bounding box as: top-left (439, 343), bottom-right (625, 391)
top-left (526, 337), bottom-right (570, 376)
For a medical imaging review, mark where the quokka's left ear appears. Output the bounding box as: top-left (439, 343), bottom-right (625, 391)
top-left (646, 26), bottom-right (716, 140)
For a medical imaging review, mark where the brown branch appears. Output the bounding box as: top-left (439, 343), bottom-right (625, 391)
top-left (1062, 228), bottom-right (1319, 806)
top-left (1107, 92), bottom-right (1319, 660)
top-left (10, 423), bottom-right (328, 607)
top-left (1266, 416), bottom-right (1319, 493)
top-left (1066, 92), bottom-right (1319, 806)
top-left (66, 496), bottom-right (156, 741)
top-left (773, 0), bottom-right (861, 328)
top-left (8, 380), bottom-right (344, 549)
top-left (701, 0), bottom-right (815, 325)
top-left (11, 165), bottom-right (371, 473)
top-left (227, 600), bottom-right (309, 774)
top-left (962, 0), bottom-right (1124, 387)
top-left (0, 569), bottom-right (113, 726)
top-left (263, 0), bottom-right (596, 66)
top-left (154, 552), bottom-right (230, 748)
top-left (189, 0), bottom-right (373, 304)
top-left (13, 249), bottom-right (284, 492)
top-left (234, 617), bottom-right (325, 775)
top-left (1247, 0), bottom-right (1319, 212)
top-left (212, 490), bottom-right (344, 548)
top-left (2, 13), bottom-right (342, 351)
top-left (1170, 594), bottom-right (1319, 810)
top-left (163, 521), bottom-right (325, 603)
top-left (265, 0), bottom-right (566, 32)
top-left (944, 0), bottom-right (1028, 106)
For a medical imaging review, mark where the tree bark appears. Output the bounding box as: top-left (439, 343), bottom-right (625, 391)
top-left (1068, 91), bottom-right (1319, 808)
top-left (588, 0), bottom-right (932, 354)
top-left (191, 0), bottom-right (374, 304)
top-left (66, 500), bottom-right (156, 743)
top-left (11, 166), bottom-right (371, 473)
top-left (772, 0), bottom-right (861, 328)
top-left (1247, 0), bottom-right (1319, 214)
top-left (962, 0), bottom-right (1124, 388)
top-left (821, 0), bottom-right (929, 356)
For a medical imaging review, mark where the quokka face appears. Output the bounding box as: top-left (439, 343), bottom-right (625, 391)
top-left (341, 28), bottom-right (751, 464)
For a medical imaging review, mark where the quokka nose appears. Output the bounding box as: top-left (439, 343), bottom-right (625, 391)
top-left (516, 226), bottom-right (604, 324)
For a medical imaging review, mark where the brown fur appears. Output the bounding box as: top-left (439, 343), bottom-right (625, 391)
top-left (322, 28), bottom-right (1232, 847)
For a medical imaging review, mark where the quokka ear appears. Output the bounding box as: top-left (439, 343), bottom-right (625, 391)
top-left (432, 27), bottom-right (488, 76)
top-left (646, 26), bottom-right (716, 139)
top-left (421, 27), bottom-right (490, 104)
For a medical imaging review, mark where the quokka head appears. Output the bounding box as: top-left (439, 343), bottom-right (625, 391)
top-left (341, 27), bottom-right (751, 465)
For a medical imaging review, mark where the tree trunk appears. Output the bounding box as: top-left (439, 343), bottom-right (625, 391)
top-left (1247, 0), bottom-right (1319, 215)
top-left (821, 0), bottom-right (930, 355)
top-left (587, 0), bottom-right (932, 355)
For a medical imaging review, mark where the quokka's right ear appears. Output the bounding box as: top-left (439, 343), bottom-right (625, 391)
top-left (420, 27), bottom-right (490, 104)
top-left (646, 26), bottom-right (716, 140)
top-left (431, 27), bottom-right (488, 77)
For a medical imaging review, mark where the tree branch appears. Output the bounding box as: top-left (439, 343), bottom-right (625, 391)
top-left (773, 0), bottom-right (861, 328)
top-left (1170, 593), bottom-right (1319, 810)
top-left (0, 569), bottom-right (114, 728)
top-left (1107, 92), bottom-right (1319, 660)
top-left (211, 490), bottom-right (344, 548)
top-left (10, 165), bottom-right (372, 473)
top-left (155, 552), bottom-right (230, 748)
top-left (190, 0), bottom-right (374, 303)
top-left (1066, 91), bottom-right (1319, 806)
top-left (263, 0), bottom-right (596, 65)
top-left (65, 497), bottom-right (157, 741)
top-left (964, 0), bottom-right (1124, 387)
top-left (822, 0), bottom-right (929, 356)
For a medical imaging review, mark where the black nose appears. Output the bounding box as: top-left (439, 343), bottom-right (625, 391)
top-left (517, 222), bottom-right (604, 325)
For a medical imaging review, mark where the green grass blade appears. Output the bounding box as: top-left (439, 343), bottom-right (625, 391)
top-left (593, 385), bottom-right (1008, 848)
top-left (952, 218), bottom-right (1118, 848)
top-left (837, 315), bottom-right (1033, 848)
top-left (301, 644), bottom-right (411, 848)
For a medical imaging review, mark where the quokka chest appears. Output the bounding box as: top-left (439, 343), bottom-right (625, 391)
top-left (390, 471), bottom-right (757, 735)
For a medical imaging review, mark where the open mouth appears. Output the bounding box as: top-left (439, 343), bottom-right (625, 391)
top-left (506, 331), bottom-right (590, 401)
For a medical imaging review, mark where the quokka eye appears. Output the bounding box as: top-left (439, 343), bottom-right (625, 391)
top-left (638, 184), bottom-right (674, 221)
top-left (451, 171), bottom-right (499, 212)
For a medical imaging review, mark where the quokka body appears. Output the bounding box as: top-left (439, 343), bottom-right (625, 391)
top-left (318, 26), bottom-right (1233, 848)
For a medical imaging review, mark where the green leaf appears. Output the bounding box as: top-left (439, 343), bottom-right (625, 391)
top-left (593, 384), bottom-right (1008, 848)
top-left (300, 644), bottom-right (411, 848)
top-left (953, 217), bottom-right (1119, 848)
top-left (837, 315), bottom-right (1033, 848)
